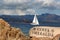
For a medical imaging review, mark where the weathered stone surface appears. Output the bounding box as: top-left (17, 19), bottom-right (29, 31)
top-left (53, 34), bottom-right (60, 40)
top-left (30, 36), bottom-right (52, 40)
top-left (0, 19), bottom-right (27, 40)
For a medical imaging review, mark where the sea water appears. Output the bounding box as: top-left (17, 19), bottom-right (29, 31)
top-left (9, 22), bottom-right (60, 36)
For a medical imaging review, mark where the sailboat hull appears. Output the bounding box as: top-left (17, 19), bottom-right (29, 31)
top-left (31, 23), bottom-right (39, 25)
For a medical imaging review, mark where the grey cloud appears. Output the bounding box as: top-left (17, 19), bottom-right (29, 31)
top-left (0, 0), bottom-right (60, 10)
top-left (0, 0), bottom-right (60, 15)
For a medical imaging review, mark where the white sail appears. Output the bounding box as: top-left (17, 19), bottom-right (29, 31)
top-left (32, 14), bottom-right (39, 25)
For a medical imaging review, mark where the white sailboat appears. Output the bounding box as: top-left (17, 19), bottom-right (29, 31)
top-left (31, 14), bottom-right (39, 25)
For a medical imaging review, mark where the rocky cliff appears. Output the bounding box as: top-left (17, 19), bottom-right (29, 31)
top-left (0, 18), bottom-right (28, 40)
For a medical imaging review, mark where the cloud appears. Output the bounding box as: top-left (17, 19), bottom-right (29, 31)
top-left (0, 9), bottom-right (36, 15)
top-left (0, 9), bottom-right (26, 15)
top-left (2, 0), bottom-right (60, 10)
top-left (0, 0), bottom-right (60, 15)
top-left (25, 9), bottom-right (36, 15)
top-left (35, 0), bottom-right (60, 10)
top-left (3, 0), bottom-right (31, 4)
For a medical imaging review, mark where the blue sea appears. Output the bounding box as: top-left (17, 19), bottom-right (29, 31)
top-left (9, 22), bottom-right (60, 36)
top-left (0, 15), bottom-right (60, 36)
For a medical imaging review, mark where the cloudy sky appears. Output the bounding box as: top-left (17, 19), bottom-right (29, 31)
top-left (0, 0), bottom-right (60, 15)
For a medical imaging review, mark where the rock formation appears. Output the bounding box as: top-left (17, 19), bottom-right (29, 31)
top-left (0, 18), bottom-right (27, 40)
top-left (52, 34), bottom-right (60, 40)
top-left (29, 36), bottom-right (52, 40)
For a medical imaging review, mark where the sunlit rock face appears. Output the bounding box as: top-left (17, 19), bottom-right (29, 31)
top-left (53, 34), bottom-right (60, 40)
top-left (29, 26), bottom-right (60, 40)
top-left (30, 36), bottom-right (52, 40)
top-left (0, 18), bottom-right (27, 40)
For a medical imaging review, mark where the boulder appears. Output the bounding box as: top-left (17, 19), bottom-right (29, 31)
top-left (0, 19), bottom-right (27, 40)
